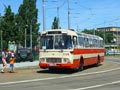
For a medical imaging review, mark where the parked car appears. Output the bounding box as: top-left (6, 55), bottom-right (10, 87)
top-left (15, 48), bottom-right (33, 62)
top-left (106, 50), bottom-right (120, 55)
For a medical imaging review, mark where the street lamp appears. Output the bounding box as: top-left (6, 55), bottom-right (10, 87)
top-left (68, 0), bottom-right (70, 29)
top-left (25, 25), bottom-right (28, 48)
top-left (0, 30), bottom-right (2, 51)
top-left (30, 21), bottom-right (32, 49)
top-left (104, 21), bottom-right (106, 47)
top-left (30, 18), bottom-right (36, 49)
top-left (42, 0), bottom-right (46, 31)
top-left (15, 22), bottom-right (21, 48)
top-left (0, 13), bottom-right (2, 51)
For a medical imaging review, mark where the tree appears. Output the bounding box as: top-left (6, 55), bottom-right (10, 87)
top-left (82, 29), bottom-right (113, 44)
top-left (52, 17), bottom-right (59, 29)
top-left (105, 32), bottom-right (114, 44)
top-left (82, 29), bottom-right (94, 34)
top-left (0, 5), bottom-right (16, 48)
top-left (17, 0), bottom-right (40, 47)
top-left (0, 0), bottom-right (40, 49)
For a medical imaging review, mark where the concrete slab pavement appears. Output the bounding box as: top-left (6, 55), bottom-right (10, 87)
top-left (0, 61), bottom-right (39, 69)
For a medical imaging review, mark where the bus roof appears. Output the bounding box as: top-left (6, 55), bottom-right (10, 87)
top-left (41, 29), bottom-right (103, 40)
top-left (77, 32), bottom-right (103, 40)
top-left (41, 29), bottom-right (78, 36)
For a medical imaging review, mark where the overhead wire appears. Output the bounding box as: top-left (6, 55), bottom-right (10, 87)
top-left (85, 17), bottom-right (120, 29)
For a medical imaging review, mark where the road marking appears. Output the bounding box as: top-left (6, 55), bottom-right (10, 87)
top-left (0, 67), bottom-right (120, 85)
top-left (70, 80), bottom-right (120, 90)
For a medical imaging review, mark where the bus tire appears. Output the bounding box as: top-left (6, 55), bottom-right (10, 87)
top-left (79, 59), bottom-right (84, 71)
top-left (96, 56), bottom-right (100, 66)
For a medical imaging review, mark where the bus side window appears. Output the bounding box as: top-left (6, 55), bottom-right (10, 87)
top-left (89, 38), bottom-right (93, 47)
top-left (94, 39), bottom-right (97, 47)
top-left (73, 36), bottom-right (78, 48)
top-left (85, 38), bottom-right (89, 47)
top-left (78, 37), bottom-right (84, 47)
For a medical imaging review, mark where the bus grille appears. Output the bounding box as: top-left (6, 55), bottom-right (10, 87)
top-left (46, 58), bottom-right (61, 63)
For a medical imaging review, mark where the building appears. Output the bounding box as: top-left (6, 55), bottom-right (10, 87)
top-left (97, 26), bottom-right (120, 32)
top-left (97, 26), bottom-right (120, 52)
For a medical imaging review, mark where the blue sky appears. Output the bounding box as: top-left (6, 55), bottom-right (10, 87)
top-left (0, 0), bottom-right (120, 32)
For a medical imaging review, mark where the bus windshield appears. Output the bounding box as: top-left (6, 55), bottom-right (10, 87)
top-left (40, 35), bottom-right (72, 49)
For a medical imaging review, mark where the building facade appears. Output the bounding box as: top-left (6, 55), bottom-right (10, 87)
top-left (97, 26), bottom-right (120, 47)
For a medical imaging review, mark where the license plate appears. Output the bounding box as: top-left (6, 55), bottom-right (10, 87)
top-left (48, 63), bottom-right (56, 66)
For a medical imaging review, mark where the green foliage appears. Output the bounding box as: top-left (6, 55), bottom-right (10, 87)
top-left (51, 17), bottom-right (59, 29)
top-left (105, 32), bottom-right (114, 44)
top-left (82, 29), bottom-right (114, 44)
top-left (0, 0), bottom-right (40, 49)
top-left (82, 29), bottom-right (95, 34)
top-left (18, 0), bottom-right (40, 47)
top-left (0, 5), bottom-right (16, 48)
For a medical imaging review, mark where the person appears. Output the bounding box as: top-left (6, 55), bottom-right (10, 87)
top-left (6, 50), bottom-right (11, 63)
top-left (9, 50), bottom-right (15, 73)
top-left (1, 49), bottom-right (7, 73)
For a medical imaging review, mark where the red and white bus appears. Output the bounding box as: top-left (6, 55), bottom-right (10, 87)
top-left (39, 29), bottom-right (104, 71)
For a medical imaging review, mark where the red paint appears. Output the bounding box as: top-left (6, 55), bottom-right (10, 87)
top-left (73, 48), bottom-right (104, 54)
top-left (39, 48), bottom-right (105, 70)
top-left (39, 63), bottom-right (75, 69)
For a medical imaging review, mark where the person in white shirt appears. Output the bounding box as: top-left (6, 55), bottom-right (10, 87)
top-left (1, 49), bottom-right (7, 73)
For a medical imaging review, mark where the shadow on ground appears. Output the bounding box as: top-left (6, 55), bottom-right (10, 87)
top-left (36, 64), bottom-right (102, 74)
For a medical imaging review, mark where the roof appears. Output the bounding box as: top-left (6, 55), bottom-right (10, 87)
top-left (41, 29), bottom-right (78, 36)
top-left (97, 26), bottom-right (120, 29)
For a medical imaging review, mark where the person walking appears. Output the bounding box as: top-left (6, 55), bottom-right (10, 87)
top-left (9, 50), bottom-right (15, 73)
top-left (1, 49), bottom-right (7, 73)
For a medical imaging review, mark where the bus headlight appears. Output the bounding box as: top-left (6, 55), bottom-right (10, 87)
top-left (63, 58), bottom-right (70, 63)
top-left (40, 58), bottom-right (45, 62)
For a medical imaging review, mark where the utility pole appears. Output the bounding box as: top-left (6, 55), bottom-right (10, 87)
top-left (25, 28), bottom-right (27, 48)
top-left (68, 0), bottom-right (70, 29)
top-left (42, 0), bottom-right (46, 31)
top-left (104, 28), bottom-right (106, 46)
top-left (94, 29), bottom-right (96, 35)
top-left (25, 25), bottom-right (28, 48)
top-left (0, 30), bottom-right (2, 51)
top-left (57, 0), bottom-right (59, 29)
top-left (0, 13), bottom-right (2, 51)
top-left (116, 27), bottom-right (118, 48)
top-left (30, 21), bottom-right (32, 49)
top-left (17, 22), bottom-right (21, 48)
top-left (18, 24), bottom-right (20, 47)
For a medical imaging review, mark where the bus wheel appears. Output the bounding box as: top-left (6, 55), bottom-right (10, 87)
top-left (79, 60), bottom-right (84, 71)
top-left (96, 56), bottom-right (100, 66)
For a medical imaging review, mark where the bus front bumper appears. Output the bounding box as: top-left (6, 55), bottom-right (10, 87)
top-left (39, 63), bottom-right (74, 69)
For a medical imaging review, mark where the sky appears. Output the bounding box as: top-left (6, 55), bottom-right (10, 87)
top-left (0, 0), bottom-right (120, 32)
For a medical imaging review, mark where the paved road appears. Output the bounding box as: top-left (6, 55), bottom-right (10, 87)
top-left (0, 67), bottom-right (120, 90)
top-left (0, 57), bottom-right (120, 90)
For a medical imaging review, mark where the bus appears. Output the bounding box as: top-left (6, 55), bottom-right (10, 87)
top-left (39, 29), bottom-right (104, 71)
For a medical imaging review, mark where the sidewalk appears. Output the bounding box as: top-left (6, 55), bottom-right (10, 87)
top-left (105, 55), bottom-right (120, 60)
top-left (0, 61), bottom-right (39, 69)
